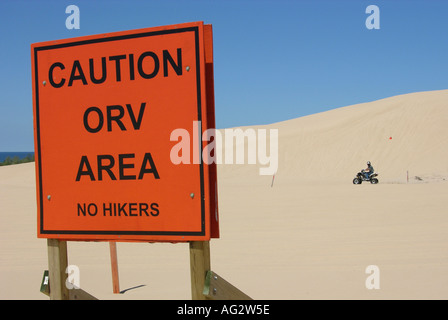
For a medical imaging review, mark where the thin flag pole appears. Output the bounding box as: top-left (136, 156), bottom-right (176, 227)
top-left (109, 241), bottom-right (120, 294)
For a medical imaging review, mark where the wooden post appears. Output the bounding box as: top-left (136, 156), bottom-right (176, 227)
top-left (189, 241), bottom-right (211, 300)
top-left (47, 239), bottom-right (69, 300)
top-left (109, 241), bottom-right (120, 294)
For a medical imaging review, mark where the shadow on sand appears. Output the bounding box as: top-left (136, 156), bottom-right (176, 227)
top-left (119, 284), bottom-right (146, 294)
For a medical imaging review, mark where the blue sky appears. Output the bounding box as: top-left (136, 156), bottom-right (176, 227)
top-left (1, 0), bottom-right (447, 151)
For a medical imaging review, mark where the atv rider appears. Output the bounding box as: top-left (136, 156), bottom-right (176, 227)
top-left (363, 161), bottom-right (374, 179)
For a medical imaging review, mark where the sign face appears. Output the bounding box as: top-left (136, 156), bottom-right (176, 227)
top-left (32, 22), bottom-right (219, 242)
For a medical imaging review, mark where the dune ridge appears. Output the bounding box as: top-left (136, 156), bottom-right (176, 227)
top-left (219, 89), bottom-right (448, 184)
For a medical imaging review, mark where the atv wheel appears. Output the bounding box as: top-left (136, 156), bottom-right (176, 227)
top-left (370, 178), bottom-right (379, 184)
top-left (353, 178), bottom-right (361, 184)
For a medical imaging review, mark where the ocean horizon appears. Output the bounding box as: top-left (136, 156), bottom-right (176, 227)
top-left (0, 152), bottom-right (35, 163)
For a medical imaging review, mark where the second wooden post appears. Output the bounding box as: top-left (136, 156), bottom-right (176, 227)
top-left (189, 241), bottom-right (211, 300)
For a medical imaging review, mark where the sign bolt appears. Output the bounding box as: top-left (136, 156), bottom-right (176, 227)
top-left (190, 192), bottom-right (195, 199)
top-left (186, 66), bottom-right (190, 72)
top-left (42, 80), bottom-right (47, 86)
top-left (47, 195), bottom-right (51, 200)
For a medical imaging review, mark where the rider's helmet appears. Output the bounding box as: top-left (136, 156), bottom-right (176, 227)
top-left (367, 161), bottom-right (371, 165)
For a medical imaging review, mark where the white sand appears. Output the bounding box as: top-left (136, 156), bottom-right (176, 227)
top-left (1, 89), bottom-right (447, 299)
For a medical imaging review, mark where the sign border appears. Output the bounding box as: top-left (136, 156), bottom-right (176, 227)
top-left (33, 24), bottom-right (207, 239)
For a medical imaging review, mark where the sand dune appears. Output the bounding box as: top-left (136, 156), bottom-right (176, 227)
top-left (220, 89), bottom-right (448, 183)
top-left (1, 89), bottom-right (447, 299)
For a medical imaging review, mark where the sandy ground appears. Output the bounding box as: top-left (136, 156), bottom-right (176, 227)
top-left (1, 90), bottom-right (448, 299)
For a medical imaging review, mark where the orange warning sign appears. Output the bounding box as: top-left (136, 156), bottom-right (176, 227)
top-left (31, 21), bottom-right (219, 242)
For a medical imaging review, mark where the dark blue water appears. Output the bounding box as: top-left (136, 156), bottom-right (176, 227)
top-left (0, 152), bottom-right (35, 162)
